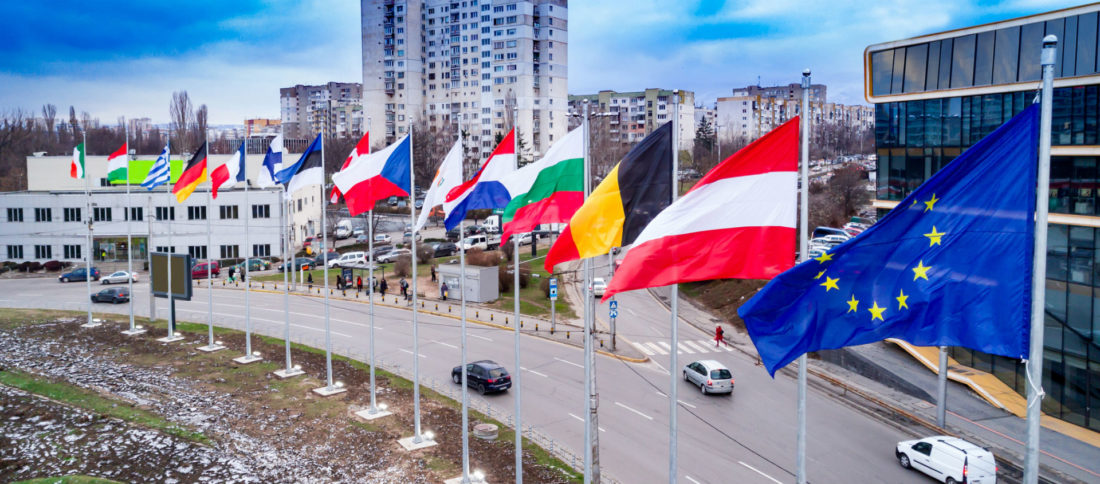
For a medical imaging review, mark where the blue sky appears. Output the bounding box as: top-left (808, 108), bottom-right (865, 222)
top-left (0, 0), bottom-right (1082, 125)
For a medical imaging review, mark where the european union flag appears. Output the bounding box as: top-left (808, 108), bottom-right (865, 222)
top-left (739, 104), bottom-right (1038, 376)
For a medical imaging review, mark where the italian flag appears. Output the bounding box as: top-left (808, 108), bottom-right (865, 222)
top-left (107, 143), bottom-right (128, 183)
top-left (500, 126), bottom-right (584, 243)
top-left (70, 143), bottom-right (85, 179)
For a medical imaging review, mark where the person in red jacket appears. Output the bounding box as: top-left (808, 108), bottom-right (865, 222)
top-left (715, 324), bottom-right (728, 348)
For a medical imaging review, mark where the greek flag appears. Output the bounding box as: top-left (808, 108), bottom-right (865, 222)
top-left (142, 143), bottom-right (171, 191)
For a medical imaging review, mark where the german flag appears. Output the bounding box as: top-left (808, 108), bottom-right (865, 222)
top-left (173, 142), bottom-right (208, 203)
top-left (544, 122), bottom-right (672, 271)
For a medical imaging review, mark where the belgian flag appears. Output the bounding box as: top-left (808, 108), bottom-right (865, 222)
top-left (544, 122), bottom-right (673, 271)
top-left (173, 142), bottom-right (208, 203)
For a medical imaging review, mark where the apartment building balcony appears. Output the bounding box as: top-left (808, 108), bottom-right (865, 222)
top-left (385, 83), bottom-right (395, 94)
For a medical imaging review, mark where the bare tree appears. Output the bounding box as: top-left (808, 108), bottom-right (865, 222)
top-left (68, 106), bottom-right (80, 140)
top-left (195, 104), bottom-right (209, 145)
top-left (411, 118), bottom-right (456, 190)
top-left (0, 109), bottom-right (33, 190)
top-left (170, 91), bottom-right (194, 151)
top-left (41, 104), bottom-right (57, 144)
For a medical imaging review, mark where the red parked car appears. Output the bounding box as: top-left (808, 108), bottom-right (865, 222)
top-left (191, 261), bottom-right (220, 279)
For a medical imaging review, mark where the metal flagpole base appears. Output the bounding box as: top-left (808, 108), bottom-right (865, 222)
top-left (397, 434), bottom-right (438, 451)
top-left (444, 473), bottom-right (488, 484)
top-left (121, 327), bottom-right (147, 336)
top-left (354, 405), bottom-right (393, 421)
top-left (233, 354), bottom-right (263, 364)
top-left (157, 335), bottom-right (185, 343)
top-left (312, 385), bottom-right (348, 397)
top-left (197, 344), bottom-right (227, 352)
top-left (273, 367), bottom-right (305, 379)
top-left (80, 318), bottom-right (103, 328)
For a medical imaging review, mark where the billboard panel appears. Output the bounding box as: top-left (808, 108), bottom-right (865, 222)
top-left (151, 252), bottom-right (192, 300)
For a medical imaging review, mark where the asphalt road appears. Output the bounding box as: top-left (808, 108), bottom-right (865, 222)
top-left (1, 276), bottom-right (931, 484)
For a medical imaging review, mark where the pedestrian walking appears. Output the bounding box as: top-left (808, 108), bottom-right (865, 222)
top-left (400, 277), bottom-right (408, 298)
top-left (228, 266), bottom-right (236, 283)
top-left (441, 281), bottom-right (449, 301)
top-left (336, 274), bottom-right (344, 290)
top-left (715, 324), bottom-right (728, 348)
top-left (379, 278), bottom-right (388, 294)
top-left (430, 265), bottom-right (437, 282)
top-left (357, 275), bottom-right (363, 293)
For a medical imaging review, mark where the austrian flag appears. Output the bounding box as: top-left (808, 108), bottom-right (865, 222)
top-left (602, 117), bottom-right (800, 301)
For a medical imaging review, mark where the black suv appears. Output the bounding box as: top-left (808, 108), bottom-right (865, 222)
top-left (432, 242), bottom-right (458, 257)
top-left (451, 360), bottom-right (512, 395)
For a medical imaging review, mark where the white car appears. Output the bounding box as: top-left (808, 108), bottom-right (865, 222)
top-left (374, 234), bottom-right (392, 245)
top-left (378, 248), bottom-right (410, 263)
top-left (683, 360), bottom-right (734, 394)
top-left (896, 436), bottom-right (997, 484)
top-left (516, 233), bottom-right (533, 246)
top-left (101, 271), bottom-right (138, 284)
top-left (589, 277), bottom-right (607, 297)
top-left (330, 251), bottom-right (367, 268)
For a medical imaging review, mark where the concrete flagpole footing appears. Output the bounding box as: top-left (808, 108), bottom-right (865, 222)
top-left (197, 344), bottom-right (226, 353)
top-left (397, 434), bottom-right (438, 451)
top-left (444, 474), bottom-right (488, 484)
top-left (233, 354), bottom-right (263, 365)
top-left (312, 385), bottom-right (348, 397)
top-left (354, 406), bottom-right (393, 421)
top-left (121, 328), bottom-right (147, 336)
top-left (273, 368), bottom-right (305, 379)
top-left (80, 318), bottom-right (104, 328)
top-left (156, 335), bottom-right (185, 343)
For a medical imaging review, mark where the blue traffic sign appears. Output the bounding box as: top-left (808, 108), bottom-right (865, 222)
top-left (549, 277), bottom-right (558, 300)
top-left (610, 309), bottom-right (619, 318)
top-left (609, 300), bottom-right (618, 310)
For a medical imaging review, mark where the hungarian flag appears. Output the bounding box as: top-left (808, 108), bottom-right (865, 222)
top-left (331, 132), bottom-right (369, 204)
top-left (210, 141), bottom-right (245, 199)
top-left (70, 143), bottom-right (85, 179)
top-left (443, 129), bottom-right (516, 230)
top-left (500, 126), bottom-right (583, 244)
top-left (173, 142), bottom-right (208, 203)
top-left (107, 143), bottom-right (128, 183)
top-left (544, 122), bottom-right (673, 272)
top-left (332, 135), bottom-right (410, 217)
top-left (602, 117), bottom-right (799, 301)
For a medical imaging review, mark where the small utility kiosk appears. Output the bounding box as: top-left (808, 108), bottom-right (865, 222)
top-left (437, 263), bottom-right (498, 303)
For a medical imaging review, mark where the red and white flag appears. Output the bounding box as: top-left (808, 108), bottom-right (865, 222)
top-left (602, 117), bottom-right (799, 301)
top-left (331, 132), bottom-right (369, 203)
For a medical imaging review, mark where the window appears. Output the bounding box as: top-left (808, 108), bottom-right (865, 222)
top-left (33, 207), bottom-right (51, 222)
top-left (7, 208), bottom-right (23, 222)
top-left (93, 207), bottom-right (112, 222)
top-left (219, 245), bottom-right (239, 259)
top-left (992, 26), bottom-right (1020, 85)
top-left (63, 207), bottom-right (81, 222)
top-left (187, 206), bottom-right (206, 220)
top-left (156, 206), bottom-right (175, 221)
top-left (188, 246), bottom-right (207, 260)
top-left (911, 442), bottom-right (932, 456)
top-left (950, 34), bottom-right (977, 88)
top-left (7, 245), bottom-right (23, 259)
top-left (129, 207), bottom-right (143, 221)
top-left (34, 245), bottom-right (52, 259)
top-left (220, 205), bottom-right (239, 219)
top-left (972, 31), bottom-right (995, 86)
top-left (155, 246), bottom-right (175, 253)
top-left (902, 44), bottom-right (927, 93)
top-left (252, 204), bottom-right (271, 218)
top-left (63, 244), bottom-right (81, 259)
top-left (252, 244), bottom-right (271, 257)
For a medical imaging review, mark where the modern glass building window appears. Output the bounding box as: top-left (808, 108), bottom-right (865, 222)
top-left (867, 4), bottom-right (1100, 431)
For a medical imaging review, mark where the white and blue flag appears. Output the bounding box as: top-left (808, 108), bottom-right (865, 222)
top-left (142, 143), bottom-right (171, 191)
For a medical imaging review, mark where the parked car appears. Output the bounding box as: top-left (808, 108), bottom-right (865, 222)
top-left (451, 360), bottom-right (512, 395)
top-left (896, 436), bottom-right (997, 484)
top-left (101, 270), bottom-right (137, 284)
top-left (403, 231), bottom-right (422, 244)
top-left (387, 196), bottom-right (399, 207)
top-left (589, 277), bottom-right (607, 297)
top-left (432, 242), bottom-right (458, 257)
top-left (278, 257), bottom-right (314, 272)
top-left (516, 233), bottom-right (533, 246)
top-left (59, 267), bottom-right (100, 282)
top-left (683, 360), bottom-right (734, 395)
top-left (378, 248), bottom-right (410, 263)
top-left (234, 258), bottom-right (270, 273)
top-left (303, 236), bottom-right (314, 247)
top-left (191, 261), bottom-right (220, 279)
top-left (445, 227), bottom-right (462, 241)
top-left (314, 251), bottom-right (340, 268)
top-left (415, 198), bottom-right (425, 209)
top-left (352, 228), bottom-right (366, 238)
top-left (374, 234), bottom-right (392, 245)
top-left (91, 287), bottom-right (129, 304)
top-left (330, 251), bottom-right (368, 268)
top-left (355, 234), bottom-right (370, 244)
top-left (370, 245), bottom-right (394, 261)
top-left (812, 226), bottom-right (849, 239)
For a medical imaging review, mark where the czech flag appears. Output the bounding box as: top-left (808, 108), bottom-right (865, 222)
top-left (331, 132), bottom-right (370, 204)
top-left (443, 129), bottom-right (516, 230)
top-left (332, 134), bottom-right (411, 216)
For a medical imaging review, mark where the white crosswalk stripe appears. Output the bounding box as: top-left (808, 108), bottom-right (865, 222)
top-left (632, 340), bottom-right (734, 356)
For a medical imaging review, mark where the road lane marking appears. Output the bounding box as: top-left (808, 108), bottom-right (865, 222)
top-left (567, 413), bottom-right (605, 432)
top-left (614, 401), bottom-right (654, 421)
top-left (655, 390), bottom-right (668, 397)
top-left (683, 340), bottom-right (709, 353)
top-left (632, 342), bottom-right (655, 356)
top-left (398, 349), bottom-right (428, 359)
top-left (739, 461), bottom-right (782, 484)
top-left (677, 342), bottom-right (696, 354)
top-left (684, 476), bottom-right (702, 484)
top-left (520, 367), bottom-right (549, 378)
top-left (554, 357), bottom-right (583, 369)
top-left (469, 334), bottom-right (493, 342)
top-left (644, 342), bottom-right (667, 355)
top-left (432, 340), bottom-right (458, 349)
top-left (657, 341), bottom-right (673, 354)
top-left (677, 400), bottom-right (696, 409)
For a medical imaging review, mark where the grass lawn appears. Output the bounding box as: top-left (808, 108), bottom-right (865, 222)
top-left (485, 246), bottom-right (577, 320)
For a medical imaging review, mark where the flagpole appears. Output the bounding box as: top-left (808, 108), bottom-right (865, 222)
top-left (511, 109), bottom-right (525, 484)
top-left (83, 132), bottom-right (93, 327)
top-left (278, 182), bottom-right (301, 378)
top-left (668, 91), bottom-right (681, 484)
top-left (238, 143), bottom-right (260, 364)
top-left (1025, 34), bottom-right (1057, 484)
top-left (366, 117), bottom-right (383, 415)
top-left (581, 102), bottom-right (596, 484)
top-left (124, 121), bottom-right (137, 333)
top-left (937, 346), bottom-right (947, 427)
top-left (410, 123), bottom-right (427, 443)
top-left (203, 141), bottom-right (222, 351)
top-left (166, 144), bottom-right (176, 340)
top-left (322, 129), bottom-right (336, 391)
top-left (459, 132), bottom-right (472, 481)
top-left (796, 68), bottom-right (812, 484)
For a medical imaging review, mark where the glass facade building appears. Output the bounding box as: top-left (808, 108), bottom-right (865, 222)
top-left (866, 4), bottom-right (1100, 431)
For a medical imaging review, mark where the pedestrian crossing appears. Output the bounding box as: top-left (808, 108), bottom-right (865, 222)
top-left (631, 339), bottom-right (734, 356)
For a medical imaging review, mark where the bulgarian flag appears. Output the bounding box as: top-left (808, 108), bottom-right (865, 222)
top-left (70, 143), bottom-right (85, 179)
top-left (107, 143), bottom-right (128, 183)
top-left (500, 126), bottom-right (584, 244)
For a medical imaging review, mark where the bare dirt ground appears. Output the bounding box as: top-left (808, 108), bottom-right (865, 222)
top-left (0, 311), bottom-right (579, 483)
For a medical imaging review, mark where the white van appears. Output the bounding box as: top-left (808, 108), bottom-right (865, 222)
top-left (896, 436), bottom-right (997, 484)
top-left (334, 220), bottom-right (353, 239)
top-left (330, 251), bottom-right (367, 268)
